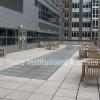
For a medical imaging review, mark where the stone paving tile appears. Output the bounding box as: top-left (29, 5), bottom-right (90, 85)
top-left (1, 82), bottom-right (23, 90)
top-left (26, 79), bottom-right (45, 85)
top-left (0, 46), bottom-right (65, 70)
top-left (63, 77), bottom-right (80, 84)
top-left (10, 77), bottom-right (31, 83)
top-left (0, 71), bottom-right (23, 77)
top-left (36, 86), bottom-right (57, 95)
top-left (0, 47), bottom-right (77, 80)
top-left (77, 90), bottom-right (99, 100)
top-left (60, 82), bottom-right (79, 90)
top-left (6, 90), bottom-right (32, 100)
top-left (52, 96), bottom-right (75, 100)
top-left (43, 80), bottom-right (61, 88)
top-left (79, 82), bottom-right (98, 92)
top-left (0, 47), bottom-right (99, 100)
top-left (28, 93), bottom-right (52, 100)
top-left (0, 88), bottom-right (13, 98)
top-left (77, 99), bottom-right (88, 100)
top-left (48, 77), bottom-right (64, 82)
top-left (0, 80), bottom-right (7, 87)
top-left (0, 76), bottom-right (15, 82)
top-left (16, 84), bottom-right (40, 93)
top-left (55, 88), bottom-right (77, 98)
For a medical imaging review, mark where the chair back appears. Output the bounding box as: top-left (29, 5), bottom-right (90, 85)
top-left (85, 60), bottom-right (100, 77)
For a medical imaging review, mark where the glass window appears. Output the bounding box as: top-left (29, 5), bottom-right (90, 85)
top-left (36, 0), bottom-right (60, 25)
top-left (0, 28), bottom-right (6, 46)
top-left (7, 29), bottom-right (16, 45)
top-left (0, 0), bottom-right (23, 13)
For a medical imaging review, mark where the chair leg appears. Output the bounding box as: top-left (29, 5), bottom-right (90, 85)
top-left (84, 75), bottom-right (87, 88)
top-left (81, 75), bottom-right (84, 82)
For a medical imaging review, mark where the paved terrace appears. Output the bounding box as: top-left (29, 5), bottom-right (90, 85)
top-left (0, 45), bottom-right (99, 100)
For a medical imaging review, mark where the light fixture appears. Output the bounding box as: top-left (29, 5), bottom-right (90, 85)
top-left (20, 25), bottom-right (23, 28)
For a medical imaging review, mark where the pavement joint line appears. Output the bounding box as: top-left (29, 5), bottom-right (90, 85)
top-left (97, 79), bottom-right (100, 100)
top-left (0, 46), bottom-right (65, 71)
top-left (0, 98), bottom-right (11, 100)
top-left (0, 47), bottom-right (78, 99)
top-left (2, 80), bottom-right (33, 99)
top-left (50, 65), bottom-right (73, 100)
top-left (0, 47), bottom-right (77, 80)
top-left (75, 77), bottom-right (82, 100)
top-left (3, 78), bottom-right (44, 100)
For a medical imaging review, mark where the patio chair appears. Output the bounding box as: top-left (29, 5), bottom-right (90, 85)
top-left (79, 49), bottom-right (87, 58)
top-left (82, 60), bottom-right (100, 87)
top-left (95, 52), bottom-right (100, 59)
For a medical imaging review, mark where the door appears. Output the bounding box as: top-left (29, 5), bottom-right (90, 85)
top-left (18, 31), bottom-right (26, 50)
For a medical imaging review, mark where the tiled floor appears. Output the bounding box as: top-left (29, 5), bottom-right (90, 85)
top-left (0, 48), bottom-right (77, 80)
top-left (0, 46), bottom-right (99, 100)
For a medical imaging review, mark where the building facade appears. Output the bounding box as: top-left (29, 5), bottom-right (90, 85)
top-left (97, 0), bottom-right (100, 47)
top-left (0, 0), bottom-right (62, 52)
top-left (63, 0), bottom-right (99, 41)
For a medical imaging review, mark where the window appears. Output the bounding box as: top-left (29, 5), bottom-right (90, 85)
top-left (83, 22), bottom-right (90, 28)
top-left (72, 31), bottom-right (78, 37)
top-left (72, 12), bottom-right (79, 18)
top-left (72, 22), bottom-right (79, 27)
top-left (83, 2), bottom-right (91, 8)
top-left (0, 28), bottom-right (6, 46)
top-left (27, 32), bottom-right (59, 43)
top-left (0, 0), bottom-right (23, 13)
top-left (35, 0), bottom-right (60, 25)
top-left (0, 28), bottom-right (18, 46)
top-left (92, 20), bottom-right (98, 29)
top-left (7, 29), bottom-right (17, 45)
top-left (93, 8), bottom-right (99, 18)
top-left (72, 3), bottom-right (79, 8)
top-left (83, 12), bottom-right (91, 18)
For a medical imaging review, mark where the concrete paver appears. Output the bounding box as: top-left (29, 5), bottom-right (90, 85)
top-left (0, 46), bottom-right (99, 100)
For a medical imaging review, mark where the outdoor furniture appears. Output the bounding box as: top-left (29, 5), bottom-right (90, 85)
top-left (82, 60), bottom-right (100, 86)
top-left (79, 45), bottom-right (97, 59)
top-left (79, 46), bottom-right (89, 58)
top-left (79, 49), bottom-right (87, 58)
top-left (95, 51), bottom-right (100, 59)
top-left (46, 44), bottom-right (59, 50)
top-left (38, 42), bottom-right (48, 48)
top-left (0, 48), bottom-right (6, 57)
top-left (87, 49), bottom-right (97, 59)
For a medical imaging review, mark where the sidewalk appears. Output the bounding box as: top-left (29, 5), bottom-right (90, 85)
top-left (0, 45), bottom-right (65, 70)
top-left (0, 46), bottom-right (99, 100)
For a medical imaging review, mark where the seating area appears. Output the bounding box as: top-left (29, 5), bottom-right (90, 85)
top-left (79, 43), bottom-right (98, 59)
top-left (79, 43), bottom-right (100, 87)
top-left (82, 60), bottom-right (100, 86)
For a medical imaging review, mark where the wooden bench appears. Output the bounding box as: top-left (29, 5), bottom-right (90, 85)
top-left (0, 48), bottom-right (6, 57)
